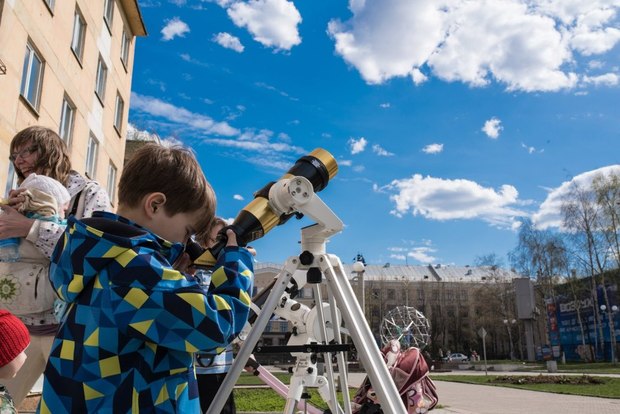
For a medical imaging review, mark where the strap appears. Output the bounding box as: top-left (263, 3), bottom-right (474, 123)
top-left (68, 190), bottom-right (83, 217)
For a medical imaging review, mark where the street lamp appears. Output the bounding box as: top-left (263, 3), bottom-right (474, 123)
top-left (503, 318), bottom-right (516, 360)
top-left (600, 304), bottom-right (619, 363)
top-left (352, 261), bottom-right (366, 317)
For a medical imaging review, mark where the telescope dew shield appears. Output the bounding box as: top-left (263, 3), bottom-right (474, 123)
top-left (192, 148), bottom-right (338, 268)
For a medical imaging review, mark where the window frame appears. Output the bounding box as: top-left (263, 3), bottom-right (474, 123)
top-left (106, 162), bottom-right (117, 205)
top-left (103, 0), bottom-right (114, 33)
top-left (20, 40), bottom-right (45, 111)
top-left (43, 0), bottom-right (55, 14)
top-left (85, 133), bottom-right (99, 179)
top-left (113, 92), bottom-right (124, 134)
top-left (70, 7), bottom-right (87, 63)
top-left (120, 30), bottom-right (130, 70)
top-left (59, 94), bottom-right (76, 147)
top-left (95, 56), bottom-right (108, 103)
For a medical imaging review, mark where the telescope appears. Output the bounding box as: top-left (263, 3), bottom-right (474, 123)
top-left (187, 148), bottom-right (338, 268)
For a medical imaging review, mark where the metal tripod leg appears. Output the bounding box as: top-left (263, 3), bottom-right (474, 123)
top-left (318, 253), bottom-right (406, 413)
top-left (207, 256), bottom-right (299, 414)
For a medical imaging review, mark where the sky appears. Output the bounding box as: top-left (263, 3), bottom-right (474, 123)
top-left (129, 0), bottom-right (620, 268)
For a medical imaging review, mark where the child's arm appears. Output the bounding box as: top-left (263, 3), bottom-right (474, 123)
top-left (110, 245), bottom-right (254, 353)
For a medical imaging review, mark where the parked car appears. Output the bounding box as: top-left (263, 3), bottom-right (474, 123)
top-left (444, 352), bottom-right (469, 362)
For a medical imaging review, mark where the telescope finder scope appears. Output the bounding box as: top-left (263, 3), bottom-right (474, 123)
top-left (191, 148), bottom-right (338, 268)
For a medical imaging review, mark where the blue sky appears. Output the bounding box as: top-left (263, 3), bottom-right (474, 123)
top-left (129, 0), bottom-right (620, 267)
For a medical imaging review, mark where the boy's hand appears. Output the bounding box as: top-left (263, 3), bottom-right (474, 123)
top-left (225, 229), bottom-right (238, 247)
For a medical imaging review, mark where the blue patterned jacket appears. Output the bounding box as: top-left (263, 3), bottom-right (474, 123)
top-left (37, 212), bottom-right (253, 413)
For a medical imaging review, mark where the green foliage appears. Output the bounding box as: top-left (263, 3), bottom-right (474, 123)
top-left (234, 388), bottom-right (357, 411)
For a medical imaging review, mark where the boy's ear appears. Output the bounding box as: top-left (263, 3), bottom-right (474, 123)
top-left (143, 192), bottom-right (167, 218)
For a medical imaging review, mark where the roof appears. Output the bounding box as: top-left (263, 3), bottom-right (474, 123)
top-left (120, 0), bottom-right (147, 36)
top-left (254, 262), bottom-right (521, 283)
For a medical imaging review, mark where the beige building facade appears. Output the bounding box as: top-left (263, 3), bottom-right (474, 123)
top-left (0, 0), bottom-right (146, 205)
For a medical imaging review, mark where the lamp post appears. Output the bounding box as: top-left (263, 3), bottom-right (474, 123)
top-left (503, 318), bottom-right (516, 360)
top-left (353, 261), bottom-right (366, 318)
top-left (600, 304), bottom-right (619, 363)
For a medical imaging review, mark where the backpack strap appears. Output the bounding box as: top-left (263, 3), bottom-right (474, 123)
top-left (68, 190), bottom-right (84, 217)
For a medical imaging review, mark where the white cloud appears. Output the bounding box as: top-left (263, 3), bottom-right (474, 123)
top-left (353, 165), bottom-right (365, 173)
top-left (339, 159), bottom-right (353, 167)
top-left (348, 137), bottom-right (367, 154)
top-left (582, 73), bottom-right (620, 86)
top-left (388, 174), bottom-right (526, 229)
top-left (372, 144), bottom-right (394, 156)
top-left (521, 143), bottom-right (536, 154)
top-left (131, 93), bottom-right (239, 136)
top-left (233, 194), bottom-right (245, 201)
top-left (161, 17), bottom-right (190, 41)
top-left (126, 124), bottom-right (182, 147)
top-left (408, 247), bottom-right (438, 264)
top-left (225, 0), bottom-right (302, 51)
top-left (422, 143), bottom-right (443, 154)
top-left (328, 1), bottom-right (620, 92)
top-left (532, 165), bottom-right (620, 230)
top-left (482, 118), bottom-right (503, 139)
top-left (380, 103), bottom-right (391, 108)
top-left (213, 32), bottom-right (245, 52)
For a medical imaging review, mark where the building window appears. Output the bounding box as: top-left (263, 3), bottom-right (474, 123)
top-left (4, 164), bottom-right (18, 197)
top-left (106, 162), bottom-right (117, 204)
top-left (95, 56), bottom-right (107, 103)
top-left (43, 0), bottom-right (55, 13)
top-left (103, 0), bottom-right (114, 31)
top-left (71, 8), bottom-right (86, 62)
top-left (120, 31), bottom-right (130, 68)
top-left (20, 41), bottom-right (44, 111)
top-left (85, 134), bottom-right (99, 179)
top-left (114, 92), bottom-right (124, 133)
top-left (59, 95), bottom-right (76, 147)
top-left (387, 289), bottom-right (395, 300)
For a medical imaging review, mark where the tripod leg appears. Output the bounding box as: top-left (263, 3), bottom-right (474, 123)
top-left (311, 284), bottom-right (341, 413)
top-left (319, 254), bottom-right (406, 414)
top-left (207, 257), bottom-right (299, 414)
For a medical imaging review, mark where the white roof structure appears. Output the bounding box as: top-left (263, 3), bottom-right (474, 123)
top-left (254, 262), bottom-right (521, 284)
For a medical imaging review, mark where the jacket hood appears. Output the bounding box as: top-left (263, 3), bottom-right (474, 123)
top-left (51, 211), bottom-right (184, 303)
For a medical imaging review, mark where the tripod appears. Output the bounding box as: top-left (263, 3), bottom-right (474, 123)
top-left (207, 176), bottom-right (406, 414)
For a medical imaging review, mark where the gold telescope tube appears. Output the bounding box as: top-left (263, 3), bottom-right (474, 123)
top-left (192, 148), bottom-right (338, 268)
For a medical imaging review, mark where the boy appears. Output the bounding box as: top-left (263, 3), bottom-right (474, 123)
top-left (37, 144), bottom-right (254, 413)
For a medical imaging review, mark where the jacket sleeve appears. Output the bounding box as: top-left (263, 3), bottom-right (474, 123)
top-left (109, 246), bottom-right (254, 353)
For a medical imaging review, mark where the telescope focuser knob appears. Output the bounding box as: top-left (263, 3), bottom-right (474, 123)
top-left (299, 250), bottom-right (314, 265)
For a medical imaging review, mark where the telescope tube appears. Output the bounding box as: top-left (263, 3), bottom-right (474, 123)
top-left (192, 148), bottom-right (338, 267)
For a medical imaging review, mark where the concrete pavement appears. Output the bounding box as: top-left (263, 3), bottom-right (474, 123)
top-left (431, 379), bottom-right (620, 414)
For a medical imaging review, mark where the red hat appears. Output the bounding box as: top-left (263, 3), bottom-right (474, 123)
top-left (0, 310), bottom-right (30, 367)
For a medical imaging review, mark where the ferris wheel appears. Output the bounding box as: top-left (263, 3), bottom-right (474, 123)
top-left (380, 305), bottom-right (431, 349)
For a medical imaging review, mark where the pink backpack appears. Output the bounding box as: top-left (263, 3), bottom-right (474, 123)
top-left (352, 341), bottom-right (439, 413)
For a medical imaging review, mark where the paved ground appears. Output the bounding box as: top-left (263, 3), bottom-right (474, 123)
top-left (431, 379), bottom-right (620, 414)
top-left (17, 369), bottom-right (620, 413)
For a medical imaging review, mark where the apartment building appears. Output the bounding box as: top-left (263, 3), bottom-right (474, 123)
top-left (0, 0), bottom-right (146, 205)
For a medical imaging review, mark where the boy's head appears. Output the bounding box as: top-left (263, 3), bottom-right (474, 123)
top-left (0, 310), bottom-right (30, 379)
top-left (19, 173), bottom-right (71, 216)
top-left (118, 144), bottom-right (216, 243)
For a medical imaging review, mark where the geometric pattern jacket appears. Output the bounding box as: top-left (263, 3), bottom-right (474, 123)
top-left (37, 212), bottom-right (253, 413)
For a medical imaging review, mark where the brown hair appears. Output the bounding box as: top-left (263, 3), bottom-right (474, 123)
top-left (118, 143), bottom-right (216, 233)
top-left (195, 216), bottom-right (227, 248)
top-left (10, 126), bottom-right (72, 185)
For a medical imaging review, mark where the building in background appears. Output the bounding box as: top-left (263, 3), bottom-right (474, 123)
top-left (0, 0), bottom-right (146, 205)
top-left (253, 262), bottom-right (525, 363)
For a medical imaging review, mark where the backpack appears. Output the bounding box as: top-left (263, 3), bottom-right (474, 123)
top-left (352, 341), bottom-right (439, 413)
